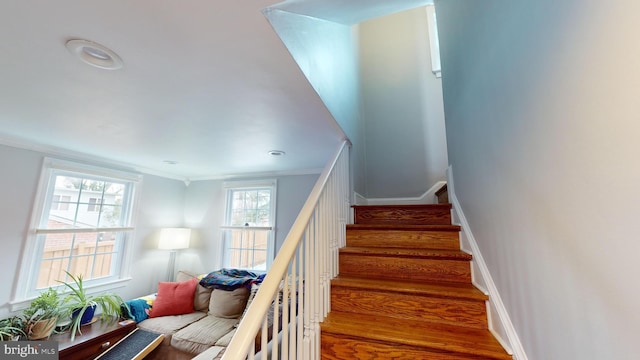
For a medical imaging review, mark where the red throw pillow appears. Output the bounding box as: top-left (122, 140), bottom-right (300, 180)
top-left (149, 278), bottom-right (197, 318)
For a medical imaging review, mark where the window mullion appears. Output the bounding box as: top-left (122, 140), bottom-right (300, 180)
top-left (237, 230), bottom-right (244, 268)
top-left (74, 180), bottom-right (84, 228)
top-left (87, 232), bottom-right (95, 279)
top-left (251, 230), bottom-right (256, 268)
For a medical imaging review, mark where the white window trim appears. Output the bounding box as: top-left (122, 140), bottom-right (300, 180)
top-left (426, 5), bottom-right (442, 78)
top-left (221, 179), bottom-right (277, 270)
top-left (9, 276), bottom-right (132, 312)
top-left (11, 158), bottom-right (142, 309)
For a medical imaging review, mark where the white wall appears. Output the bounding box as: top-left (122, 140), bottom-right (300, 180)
top-left (181, 174), bottom-right (318, 274)
top-left (436, 0), bottom-right (640, 359)
top-left (0, 145), bottom-right (45, 316)
top-left (359, 7), bottom-right (448, 198)
top-left (266, 6), bottom-right (449, 199)
top-left (264, 9), bottom-right (366, 197)
top-left (124, 174), bottom-right (188, 297)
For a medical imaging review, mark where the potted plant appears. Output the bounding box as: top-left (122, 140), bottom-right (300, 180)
top-left (0, 316), bottom-right (26, 341)
top-left (23, 288), bottom-right (61, 340)
top-left (58, 272), bottom-right (124, 341)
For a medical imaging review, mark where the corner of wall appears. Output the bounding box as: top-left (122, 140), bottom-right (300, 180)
top-left (446, 165), bottom-right (528, 360)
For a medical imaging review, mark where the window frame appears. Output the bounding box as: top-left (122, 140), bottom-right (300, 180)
top-left (221, 179), bottom-right (277, 271)
top-left (11, 158), bottom-right (141, 309)
top-left (426, 4), bottom-right (442, 78)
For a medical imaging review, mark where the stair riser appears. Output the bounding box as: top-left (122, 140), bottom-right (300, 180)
top-left (346, 229), bottom-right (460, 251)
top-left (331, 287), bottom-right (488, 329)
top-left (354, 206), bottom-right (452, 226)
top-left (339, 255), bottom-right (471, 284)
top-left (321, 333), bottom-right (493, 360)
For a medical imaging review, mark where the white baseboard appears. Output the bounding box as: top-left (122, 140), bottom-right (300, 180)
top-left (356, 181), bottom-right (446, 205)
top-left (446, 166), bottom-right (528, 360)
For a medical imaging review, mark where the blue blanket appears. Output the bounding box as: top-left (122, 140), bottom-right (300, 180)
top-left (121, 299), bottom-right (151, 323)
top-left (199, 268), bottom-right (265, 291)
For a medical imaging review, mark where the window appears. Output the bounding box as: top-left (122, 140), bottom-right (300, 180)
top-left (52, 195), bottom-right (71, 211)
top-left (87, 198), bottom-right (102, 212)
top-left (426, 5), bottom-right (441, 78)
top-left (15, 158), bottom-right (140, 302)
top-left (222, 180), bottom-right (277, 271)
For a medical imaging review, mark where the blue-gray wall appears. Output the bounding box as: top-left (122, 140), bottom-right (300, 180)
top-left (437, 0), bottom-right (640, 358)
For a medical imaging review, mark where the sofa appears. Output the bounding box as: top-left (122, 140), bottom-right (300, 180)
top-left (127, 270), bottom-right (265, 359)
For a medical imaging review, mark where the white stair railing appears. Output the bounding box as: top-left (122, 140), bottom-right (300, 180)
top-left (222, 140), bottom-right (351, 360)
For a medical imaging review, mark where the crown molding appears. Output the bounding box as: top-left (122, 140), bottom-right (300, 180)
top-left (0, 135), bottom-right (323, 184)
top-left (0, 134), bottom-right (187, 182)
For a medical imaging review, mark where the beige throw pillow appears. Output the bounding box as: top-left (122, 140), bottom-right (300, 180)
top-left (208, 287), bottom-right (250, 319)
top-left (234, 283), bottom-right (260, 328)
top-left (176, 270), bottom-right (213, 311)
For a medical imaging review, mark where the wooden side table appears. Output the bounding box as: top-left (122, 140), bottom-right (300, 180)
top-left (51, 319), bottom-right (136, 360)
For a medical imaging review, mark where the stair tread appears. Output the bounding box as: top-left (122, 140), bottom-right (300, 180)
top-left (321, 312), bottom-right (511, 360)
top-left (347, 223), bottom-right (461, 231)
top-left (332, 275), bottom-right (488, 301)
top-left (340, 247), bottom-right (472, 260)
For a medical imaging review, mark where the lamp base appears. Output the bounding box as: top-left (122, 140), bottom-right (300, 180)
top-left (166, 250), bottom-right (177, 281)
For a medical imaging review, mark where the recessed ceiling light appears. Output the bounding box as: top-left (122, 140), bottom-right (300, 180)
top-left (268, 150), bottom-right (286, 156)
top-left (65, 39), bottom-right (123, 70)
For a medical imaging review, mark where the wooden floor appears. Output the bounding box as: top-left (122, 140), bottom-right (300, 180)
top-left (320, 204), bottom-right (512, 360)
top-left (145, 344), bottom-right (193, 360)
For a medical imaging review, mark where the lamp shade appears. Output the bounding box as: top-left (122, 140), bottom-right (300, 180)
top-left (158, 228), bottom-right (191, 250)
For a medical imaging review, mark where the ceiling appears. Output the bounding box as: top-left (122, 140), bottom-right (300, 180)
top-left (0, 0), bottom-right (427, 181)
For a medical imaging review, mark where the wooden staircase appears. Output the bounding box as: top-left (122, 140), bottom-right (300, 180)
top-left (320, 204), bottom-right (512, 360)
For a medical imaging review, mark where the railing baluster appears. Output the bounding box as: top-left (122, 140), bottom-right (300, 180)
top-left (272, 286), bottom-right (280, 360)
top-left (248, 337), bottom-right (255, 360)
top-left (289, 254), bottom-right (297, 359)
top-left (261, 316), bottom-right (268, 360)
top-left (297, 243), bottom-right (304, 360)
top-left (306, 218), bottom-right (312, 360)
